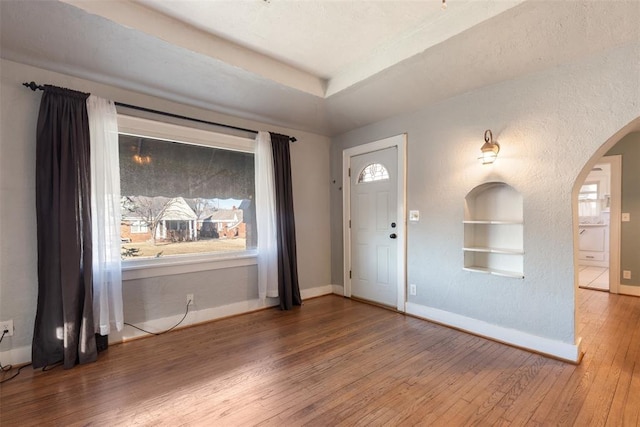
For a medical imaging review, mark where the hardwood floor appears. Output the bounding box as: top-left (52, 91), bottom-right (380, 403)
top-left (1, 289), bottom-right (639, 426)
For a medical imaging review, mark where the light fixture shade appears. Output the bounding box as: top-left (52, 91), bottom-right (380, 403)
top-left (479, 129), bottom-right (500, 164)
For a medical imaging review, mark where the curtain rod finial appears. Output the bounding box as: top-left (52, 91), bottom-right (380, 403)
top-left (23, 81), bottom-right (44, 91)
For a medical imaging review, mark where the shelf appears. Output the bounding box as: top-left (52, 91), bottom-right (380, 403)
top-left (463, 266), bottom-right (525, 279)
top-left (463, 220), bottom-right (523, 225)
top-left (463, 247), bottom-right (523, 255)
top-left (464, 182), bottom-right (524, 278)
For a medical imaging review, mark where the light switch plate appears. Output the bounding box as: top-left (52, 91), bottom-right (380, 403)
top-left (622, 213), bottom-right (630, 222)
top-left (409, 210), bottom-right (420, 222)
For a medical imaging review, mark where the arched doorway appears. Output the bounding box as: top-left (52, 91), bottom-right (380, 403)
top-left (576, 156), bottom-right (621, 293)
top-left (573, 117), bottom-right (640, 299)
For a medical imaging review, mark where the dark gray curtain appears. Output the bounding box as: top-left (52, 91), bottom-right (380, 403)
top-left (270, 133), bottom-right (302, 310)
top-left (33, 85), bottom-right (97, 369)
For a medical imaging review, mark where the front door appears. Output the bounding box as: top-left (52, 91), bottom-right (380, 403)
top-left (349, 147), bottom-right (398, 308)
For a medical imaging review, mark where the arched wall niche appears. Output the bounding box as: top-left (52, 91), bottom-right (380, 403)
top-left (463, 182), bottom-right (524, 278)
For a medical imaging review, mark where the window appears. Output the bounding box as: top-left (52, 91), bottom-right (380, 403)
top-left (118, 116), bottom-right (256, 262)
top-left (578, 182), bottom-right (599, 217)
top-left (130, 220), bottom-right (148, 234)
top-left (358, 163), bottom-right (389, 183)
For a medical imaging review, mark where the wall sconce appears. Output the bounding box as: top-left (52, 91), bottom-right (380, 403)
top-left (479, 129), bottom-right (500, 164)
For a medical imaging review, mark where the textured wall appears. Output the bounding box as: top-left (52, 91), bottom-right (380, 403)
top-left (0, 59), bottom-right (331, 359)
top-left (607, 132), bottom-right (640, 286)
top-left (330, 42), bottom-right (640, 345)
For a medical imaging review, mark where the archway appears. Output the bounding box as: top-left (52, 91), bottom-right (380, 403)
top-left (573, 117), bottom-right (640, 327)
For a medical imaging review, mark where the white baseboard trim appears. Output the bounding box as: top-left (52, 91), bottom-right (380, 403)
top-left (3, 285), bottom-right (336, 365)
top-left (619, 284), bottom-right (640, 297)
top-left (109, 296), bottom-right (281, 343)
top-left (0, 345), bottom-right (31, 367)
top-left (301, 284), bottom-right (335, 300)
top-left (332, 284), bottom-right (345, 295)
top-left (579, 260), bottom-right (608, 268)
top-left (114, 283), bottom-right (335, 343)
top-left (406, 302), bottom-right (583, 363)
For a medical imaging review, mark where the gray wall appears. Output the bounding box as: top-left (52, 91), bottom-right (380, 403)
top-left (607, 132), bottom-right (640, 286)
top-left (330, 41), bottom-right (640, 345)
top-left (0, 59), bottom-right (331, 359)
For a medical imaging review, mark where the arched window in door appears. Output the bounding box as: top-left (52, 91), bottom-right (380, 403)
top-left (358, 163), bottom-right (389, 183)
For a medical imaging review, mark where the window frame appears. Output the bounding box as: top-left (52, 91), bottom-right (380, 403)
top-left (579, 182), bottom-right (599, 200)
top-left (117, 115), bottom-right (257, 280)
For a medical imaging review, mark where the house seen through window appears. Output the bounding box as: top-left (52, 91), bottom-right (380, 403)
top-left (118, 116), bottom-right (255, 260)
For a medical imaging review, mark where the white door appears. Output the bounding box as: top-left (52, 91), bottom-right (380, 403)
top-left (349, 147), bottom-right (398, 307)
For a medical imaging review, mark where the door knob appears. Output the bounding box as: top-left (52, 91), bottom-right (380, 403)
top-left (389, 233), bottom-right (397, 239)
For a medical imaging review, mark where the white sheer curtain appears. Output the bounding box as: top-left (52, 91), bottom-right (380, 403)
top-left (255, 131), bottom-right (279, 299)
top-left (87, 95), bottom-right (123, 334)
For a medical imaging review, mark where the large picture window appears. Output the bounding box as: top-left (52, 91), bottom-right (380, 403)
top-left (118, 116), bottom-right (256, 261)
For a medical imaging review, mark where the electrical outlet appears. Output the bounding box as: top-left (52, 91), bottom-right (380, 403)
top-left (409, 284), bottom-right (417, 296)
top-left (1, 319), bottom-right (14, 337)
top-left (623, 270), bottom-right (631, 280)
top-left (187, 294), bottom-right (194, 305)
top-left (622, 213), bottom-right (630, 222)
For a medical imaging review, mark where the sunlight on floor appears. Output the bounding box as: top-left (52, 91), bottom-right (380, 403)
top-left (578, 265), bottom-right (609, 291)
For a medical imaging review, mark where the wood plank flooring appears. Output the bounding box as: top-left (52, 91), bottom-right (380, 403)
top-left (1, 288), bottom-right (639, 426)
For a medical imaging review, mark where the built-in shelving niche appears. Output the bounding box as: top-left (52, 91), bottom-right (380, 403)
top-left (463, 182), bottom-right (524, 278)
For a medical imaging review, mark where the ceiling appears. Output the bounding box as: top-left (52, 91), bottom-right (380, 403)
top-left (132, 0), bottom-right (523, 94)
top-left (138, 0), bottom-right (449, 80)
top-left (1, 0), bottom-right (638, 136)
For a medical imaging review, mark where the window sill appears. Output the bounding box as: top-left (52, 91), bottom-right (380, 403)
top-left (122, 250), bottom-right (258, 281)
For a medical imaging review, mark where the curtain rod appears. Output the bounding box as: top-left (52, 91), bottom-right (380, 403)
top-left (22, 81), bottom-right (297, 142)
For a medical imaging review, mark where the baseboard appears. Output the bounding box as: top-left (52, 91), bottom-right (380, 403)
top-left (406, 302), bottom-right (583, 363)
top-left (2, 284), bottom-right (336, 365)
top-left (578, 260), bottom-right (608, 268)
top-left (110, 297), bottom-right (282, 343)
top-left (332, 284), bottom-right (344, 295)
top-left (0, 345), bottom-right (31, 367)
top-left (619, 284), bottom-right (640, 297)
top-left (112, 283), bottom-right (336, 343)
top-left (300, 284), bottom-right (335, 300)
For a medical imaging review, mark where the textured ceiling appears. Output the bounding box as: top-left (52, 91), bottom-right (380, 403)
top-left (136, 0), bottom-right (445, 79)
top-left (132, 0), bottom-right (527, 97)
top-left (1, 0), bottom-right (638, 136)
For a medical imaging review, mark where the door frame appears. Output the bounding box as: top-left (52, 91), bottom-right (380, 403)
top-left (605, 155), bottom-right (623, 295)
top-left (342, 134), bottom-right (407, 312)
top-left (575, 155), bottom-right (623, 294)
